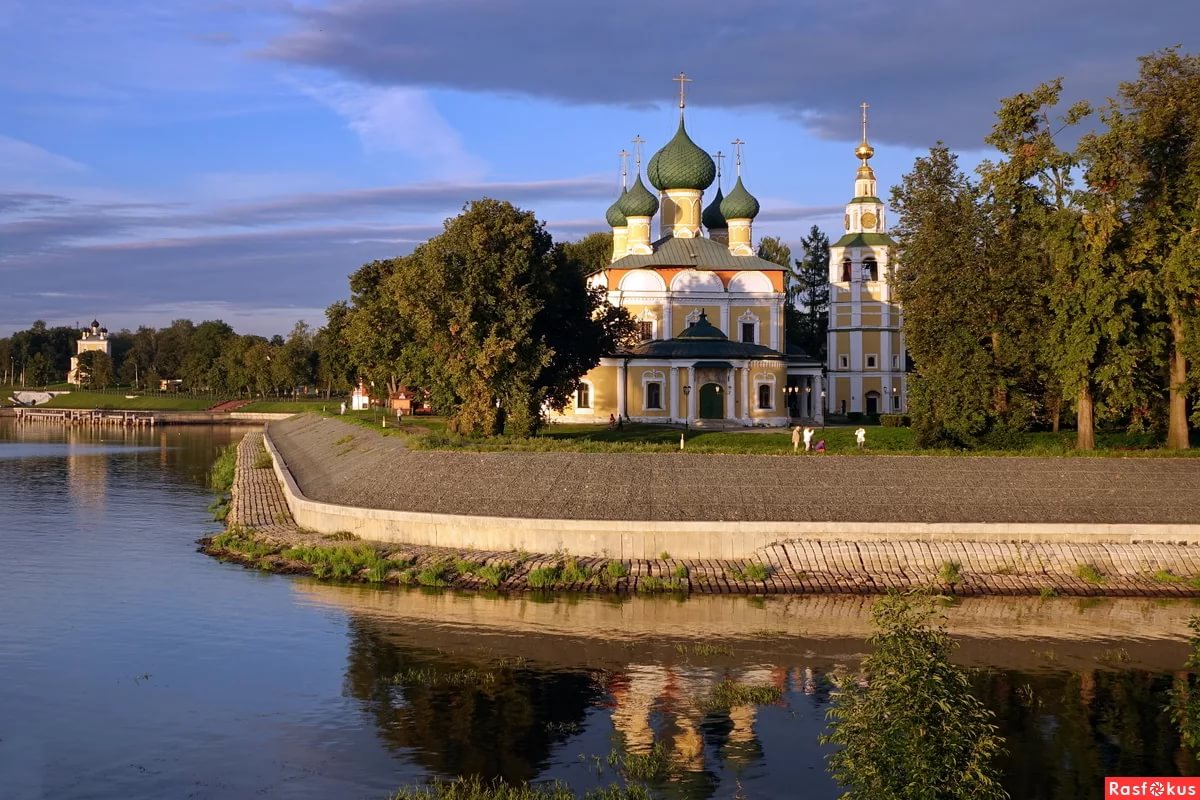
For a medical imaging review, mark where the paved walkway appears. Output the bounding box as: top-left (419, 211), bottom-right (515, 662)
top-left (217, 429), bottom-right (1200, 596)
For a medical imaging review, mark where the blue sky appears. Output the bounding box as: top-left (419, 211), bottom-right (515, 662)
top-left (0, 0), bottom-right (1192, 336)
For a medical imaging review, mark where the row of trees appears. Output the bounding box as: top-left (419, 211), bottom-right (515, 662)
top-left (757, 227), bottom-right (832, 361)
top-left (893, 48), bottom-right (1199, 449)
top-left (0, 317), bottom-right (354, 397)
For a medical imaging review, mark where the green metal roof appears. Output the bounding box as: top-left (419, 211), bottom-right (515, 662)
top-left (847, 196), bottom-right (883, 204)
top-left (647, 119), bottom-right (716, 191)
top-left (622, 309), bottom-right (784, 361)
top-left (605, 189), bottom-right (627, 227)
top-left (833, 231), bottom-right (895, 248)
top-left (720, 176), bottom-right (760, 220)
top-left (611, 234), bottom-right (783, 272)
top-left (618, 174), bottom-right (659, 217)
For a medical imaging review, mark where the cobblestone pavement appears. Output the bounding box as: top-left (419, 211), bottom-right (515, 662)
top-left (269, 414), bottom-right (1200, 525)
top-left (213, 426), bottom-right (1200, 597)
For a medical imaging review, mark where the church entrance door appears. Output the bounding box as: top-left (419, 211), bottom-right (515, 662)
top-left (699, 383), bottom-right (724, 419)
top-left (865, 391), bottom-right (880, 415)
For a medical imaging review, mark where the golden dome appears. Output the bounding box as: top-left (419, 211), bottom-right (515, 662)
top-left (855, 142), bottom-right (875, 162)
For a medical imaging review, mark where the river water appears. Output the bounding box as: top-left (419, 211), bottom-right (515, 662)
top-left (1, 418), bottom-right (1198, 799)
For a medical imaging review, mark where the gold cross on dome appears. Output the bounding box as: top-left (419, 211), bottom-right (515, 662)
top-left (674, 71), bottom-right (692, 114)
top-left (632, 135), bottom-right (645, 170)
top-left (731, 138), bottom-right (744, 176)
top-left (713, 150), bottom-right (724, 186)
top-left (860, 101), bottom-right (870, 144)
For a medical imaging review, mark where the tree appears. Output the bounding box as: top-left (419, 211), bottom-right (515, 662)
top-left (154, 319), bottom-right (194, 379)
top-left (76, 350), bottom-right (114, 389)
top-left (387, 198), bottom-right (631, 436)
top-left (315, 301), bottom-right (355, 398)
top-left (892, 146), bottom-right (1003, 447)
top-left (342, 259), bottom-right (412, 400)
top-left (1089, 48), bottom-right (1200, 449)
top-left (756, 235), bottom-right (792, 273)
top-left (823, 593), bottom-right (1008, 800)
top-left (793, 226), bottom-right (830, 360)
top-left (559, 231), bottom-right (613, 275)
top-left (279, 320), bottom-right (317, 396)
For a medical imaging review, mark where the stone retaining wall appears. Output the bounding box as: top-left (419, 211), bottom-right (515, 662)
top-left (213, 427), bottom-right (1200, 596)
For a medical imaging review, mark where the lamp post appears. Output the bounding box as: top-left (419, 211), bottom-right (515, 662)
top-left (892, 384), bottom-right (899, 412)
top-left (820, 389), bottom-right (826, 434)
top-left (805, 384), bottom-right (811, 419)
top-left (682, 384), bottom-right (691, 431)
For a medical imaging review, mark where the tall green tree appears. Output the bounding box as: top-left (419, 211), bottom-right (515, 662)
top-left (823, 593), bottom-right (1008, 800)
top-left (559, 231), bottom-right (613, 275)
top-left (793, 226), bottom-right (830, 360)
top-left (388, 198), bottom-right (631, 436)
top-left (756, 235), bottom-right (792, 273)
top-left (315, 301), bottom-right (355, 398)
top-left (76, 350), bottom-right (114, 389)
top-left (343, 258), bottom-right (412, 400)
top-left (891, 146), bottom-right (1002, 446)
top-left (1089, 48), bottom-right (1200, 449)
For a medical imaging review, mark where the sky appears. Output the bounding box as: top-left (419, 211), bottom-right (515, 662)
top-left (0, 0), bottom-right (1193, 337)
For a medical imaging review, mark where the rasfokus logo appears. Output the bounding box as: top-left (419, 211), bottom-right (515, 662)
top-left (1106, 778), bottom-right (1200, 797)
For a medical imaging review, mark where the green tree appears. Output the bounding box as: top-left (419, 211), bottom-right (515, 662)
top-left (154, 319), bottom-right (194, 379)
top-left (180, 320), bottom-right (235, 391)
top-left (891, 146), bottom-right (1001, 446)
top-left (25, 351), bottom-right (50, 386)
top-left (388, 198), bottom-right (630, 436)
top-left (343, 258), bottom-right (413, 401)
top-left (315, 301), bottom-right (355, 398)
top-left (1089, 48), bottom-right (1200, 448)
top-left (76, 350), bottom-right (114, 389)
top-left (279, 320), bottom-right (316, 396)
top-left (559, 231), bottom-right (613, 275)
top-left (793, 226), bottom-right (831, 360)
top-left (756, 235), bottom-right (792, 273)
top-left (823, 593), bottom-right (1008, 800)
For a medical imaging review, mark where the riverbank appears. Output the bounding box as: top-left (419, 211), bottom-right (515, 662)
top-left (203, 428), bottom-right (1200, 596)
top-left (8, 406), bottom-right (295, 425)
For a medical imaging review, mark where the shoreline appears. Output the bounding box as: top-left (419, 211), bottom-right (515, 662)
top-left (202, 430), bottom-right (1200, 597)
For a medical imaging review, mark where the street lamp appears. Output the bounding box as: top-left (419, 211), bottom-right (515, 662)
top-left (682, 384), bottom-right (691, 431)
top-left (820, 389), bottom-right (826, 434)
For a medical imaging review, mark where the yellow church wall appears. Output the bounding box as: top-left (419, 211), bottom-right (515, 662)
top-left (861, 331), bottom-right (883, 365)
top-left (834, 332), bottom-right (851, 363)
top-left (632, 367), bottom-right (671, 417)
top-left (729, 306), bottom-right (768, 344)
top-left (834, 377), bottom-right (852, 413)
top-left (747, 364), bottom-right (787, 418)
top-left (623, 303), bottom-right (665, 337)
top-left (77, 341), bottom-right (110, 355)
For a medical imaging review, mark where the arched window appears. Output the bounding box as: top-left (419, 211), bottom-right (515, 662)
top-left (641, 369), bottom-right (665, 411)
top-left (758, 383), bottom-right (772, 409)
top-left (841, 259), bottom-right (852, 282)
top-left (575, 383), bottom-right (591, 409)
top-left (863, 258), bottom-right (878, 281)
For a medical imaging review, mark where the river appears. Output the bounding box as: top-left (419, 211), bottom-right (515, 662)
top-left (1, 418), bottom-right (1197, 799)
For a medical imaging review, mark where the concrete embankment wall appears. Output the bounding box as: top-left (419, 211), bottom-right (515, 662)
top-left (265, 414), bottom-right (1200, 560)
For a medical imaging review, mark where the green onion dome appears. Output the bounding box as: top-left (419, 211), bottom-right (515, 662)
top-left (618, 174), bottom-right (659, 217)
top-left (720, 176), bottom-right (760, 220)
top-left (702, 186), bottom-right (726, 230)
top-left (646, 120), bottom-right (716, 191)
top-left (606, 190), bottom-right (628, 227)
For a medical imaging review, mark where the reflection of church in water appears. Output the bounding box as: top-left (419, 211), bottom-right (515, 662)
top-left (550, 76), bottom-right (907, 427)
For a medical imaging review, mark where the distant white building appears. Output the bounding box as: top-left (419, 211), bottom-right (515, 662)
top-left (68, 319), bottom-right (111, 385)
top-left (351, 379), bottom-right (371, 411)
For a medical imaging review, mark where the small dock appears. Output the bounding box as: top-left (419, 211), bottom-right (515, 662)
top-left (13, 407), bottom-right (157, 427)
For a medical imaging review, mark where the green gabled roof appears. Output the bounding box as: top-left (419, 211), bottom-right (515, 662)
top-left (611, 234), bottom-right (783, 272)
top-left (833, 231), bottom-right (895, 248)
top-left (847, 196), bottom-right (883, 204)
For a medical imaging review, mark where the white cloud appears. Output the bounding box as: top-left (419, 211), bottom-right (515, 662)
top-left (0, 134), bottom-right (87, 177)
top-left (300, 81), bottom-right (487, 180)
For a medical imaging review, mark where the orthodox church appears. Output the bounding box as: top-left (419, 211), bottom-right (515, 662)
top-left (550, 78), bottom-right (905, 427)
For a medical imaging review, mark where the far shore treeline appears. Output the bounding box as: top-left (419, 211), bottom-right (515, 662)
top-left (3, 48), bottom-right (1197, 451)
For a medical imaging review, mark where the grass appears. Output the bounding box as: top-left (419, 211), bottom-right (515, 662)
top-left (238, 399), bottom-right (336, 413)
top-left (417, 560), bottom-right (454, 587)
top-left (675, 642), bottom-right (734, 657)
top-left (560, 558), bottom-right (594, 583)
top-left (389, 667), bottom-right (497, 688)
top-left (281, 543), bottom-right (384, 580)
top-left (253, 450), bottom-right (273, 469)
top-left (476, 562), bottom-right (514, 588)
top-left (1039, 586), bottom-right (1059, 598)
top-left (527, 565), bottom-right (562, 589)
top-left (1076, 563), bottom-right (1106, 584)
top-left (1152, 568), bottom-right (1184, 583)
top-left (698, 679), bottom-right (784, 711)
top-left (729, 563), bottom-right (771, 582)
top-left (211, 527), bottom-right (277, 560)
top-left (937, 560), bottom-right (962, 587)
top-left (42, 390), bottom-right (216, 410)
top-left (209, 443), bottom-right (238, 491)
top-left (388, 775), bottom-right (651, 800)
top-left (637, 575), bottom-right (686, 593)
top-left (606, 561), bottom-right (630, 579)
top-left (207, 494), bottom-right (231, 521)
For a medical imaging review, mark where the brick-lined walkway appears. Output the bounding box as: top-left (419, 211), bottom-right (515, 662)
top-left (213, 430), bottom-right (1200, 596)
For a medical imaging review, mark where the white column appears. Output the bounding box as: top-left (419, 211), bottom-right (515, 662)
top-left (669, 366), bottom-right (679, 422)
top-left (664, 302), bottom-right (673, 340)
top-left (687, 365), bottom-right (696, 423)
top-left (769, 303), bottom-right (779, 352)
top-left (617, 363), bottom-right (626, 419)
top-left (720, 303), bottom-right (730, 337)
top-left (727, 369), bottom-right (737, 421)
top-left (817, 373), bottom-right (827, 422)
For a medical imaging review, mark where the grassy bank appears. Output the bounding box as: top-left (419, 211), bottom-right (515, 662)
top-left (42, 391), bottom-right (215, 410)
top-left (237, 398), bottom-right (337, 413)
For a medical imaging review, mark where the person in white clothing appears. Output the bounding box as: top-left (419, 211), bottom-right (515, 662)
top-left (803, 427), bottom-right (814, 452)
top-left (855, 427), bottom-right (867, 449)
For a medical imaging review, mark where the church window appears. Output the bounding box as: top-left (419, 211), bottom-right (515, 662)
top-left (892, 354), bottom-right (900, 369)
top-left (863, 258), bottom-right (878, 281)
top-left (645, 382), bottom-right (662, 410)
top-left (866, 354), bottom-right (877, 369)
top-left (894, 394), bottom-right (902, 410)
top-left (741, 322), bottom-right (755, 343)
top-left (575, 383), bottom-right (591, 409)
top-left (638, 320), bottom-right (654, 342)
top-left (841, 259), bottom-right (852, 282)
top-left (838, 355), bottom-right (849, 369)
top-left (757, 383), bottom-right (772, 410)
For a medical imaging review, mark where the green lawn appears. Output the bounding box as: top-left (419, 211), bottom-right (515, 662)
top-left (41, 391), bottom-right (216, 411)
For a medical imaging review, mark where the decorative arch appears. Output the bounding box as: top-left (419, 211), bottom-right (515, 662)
top-left (727, 271), bottom-right (773, 294)
top-left (753, 371), bottom-right (776, 411)
top-left (618, 269), bottom-right (667, 293)
top-left (641, 369), bottom-right (666, 411)
top-left (669, 270), bottom-right (724, 293)
top-left (737, 309), bottom-right (761, 344)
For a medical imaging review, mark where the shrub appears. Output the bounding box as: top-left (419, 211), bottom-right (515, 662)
top-left (880, 414), bottom-right (911, 428)
top-left (937, 560), bottom-right (962, 587)
top-left (846, 411), bottom-right (865, 423)
top-left (208, 443), bottom-right (238, 491)
top-left (527, 566), bottom-right (562, 589)
top-left (606, 561), bottom-right (630, 579)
